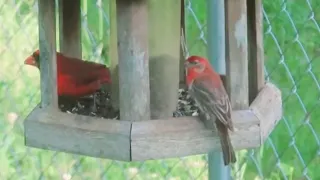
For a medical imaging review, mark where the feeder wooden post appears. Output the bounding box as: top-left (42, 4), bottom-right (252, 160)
top-left (38, 0), bottom-right (58, 108)
top-left (149, 0), bottom-right (181, 119)
top-left (116, 0), bottom-right (150, 121)
top-left (58, 0), bottom-right (82, 58)
top-left (247, 0), bottom-right (264, 103)
top-left (225, 0), bottom-right (248, 109)
top-left (110, 0), bottom-right (120, 110)
top-left (247, 0), bottom-right (272, 141)
top-left (179, 0), bottom-right (185, 85)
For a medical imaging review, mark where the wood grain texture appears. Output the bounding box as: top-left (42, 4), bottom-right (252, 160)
top-left (131, 83), bottom-right (282, 161)
top-left (131, 110), bottom-right (259, 161)
top-left (149, 0), bottom-right (181, 119)
top-left (38, 0), bottom-right (58, 108)
top-left (24, 106), bottom-right (131, 161)
top-left (58, 0), bottom-right (82, 58)
top-left (247, 0), bottom-right (264, 103)
top-left (225, 0), bottom-right (248, 109)
top-left (249, 83), bottom-right (282, 144)
top-left (116, 0), bottom-right (150, 121)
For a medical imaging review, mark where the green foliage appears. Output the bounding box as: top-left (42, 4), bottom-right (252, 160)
top-left (0, 0), bottom-right (319, 179)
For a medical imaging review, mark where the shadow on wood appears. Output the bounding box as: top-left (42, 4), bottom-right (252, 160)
top-left (149, 54), bottom-right (179, 119)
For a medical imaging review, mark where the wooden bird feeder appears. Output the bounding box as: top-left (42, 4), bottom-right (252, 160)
top-left (24, 0), bottom-right (282, 161)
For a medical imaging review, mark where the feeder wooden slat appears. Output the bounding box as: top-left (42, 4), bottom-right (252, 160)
top-left (250, 83), bottom-right (282, 142)
top-left (24, 107), bottom-right (131, 161)
top-left (225, 0), bottom-right (249, 109)
top-left (116, 0), bottom-right (150, 121)
top-left (38, 0), bottom-right (58, 108)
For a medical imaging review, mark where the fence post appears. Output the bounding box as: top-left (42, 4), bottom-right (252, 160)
top-left (207, 0), bottom-right (230, 179)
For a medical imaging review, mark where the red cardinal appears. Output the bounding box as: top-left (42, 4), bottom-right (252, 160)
top-left (24, 49), bottom-right (111, 97)
top-left (185, 55), bottom-right (236, 165)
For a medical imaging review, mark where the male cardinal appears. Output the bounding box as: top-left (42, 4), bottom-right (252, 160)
top-left (24, 49), bottom-right (111, 98)
top-left (185, 55), bottom-right (236, 165)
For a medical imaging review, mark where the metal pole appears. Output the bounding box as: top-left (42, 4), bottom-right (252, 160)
top-left (207, 0), bottom-right (230, 179)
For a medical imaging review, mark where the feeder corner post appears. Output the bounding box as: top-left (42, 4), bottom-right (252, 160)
top-left (225, 0), bottom-right (249, 110)
top-left (24, 0), bottom-right (58, 148)
top-left (247, 0), bottom-right (280, 142)
top-left (247, 0), bottom-right (265, 103)
top-left (58, 0), bottom-right (82, 58)
top-left (38, 0), bottom-right (58, 109)
top-left (116, 0), bottom-right (150, 121)
top-left (148, 0), bottom-right (181, 119)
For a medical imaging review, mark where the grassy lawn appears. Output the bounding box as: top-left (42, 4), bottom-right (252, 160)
top-left (0, 0), bottom-right (319, 179)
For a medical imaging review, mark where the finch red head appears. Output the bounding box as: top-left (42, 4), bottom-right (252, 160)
top-left (185, 55), bottom-right (236, 165)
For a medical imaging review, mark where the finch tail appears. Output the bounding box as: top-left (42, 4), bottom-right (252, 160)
top-left (216, 121), bottom-right (236, 165)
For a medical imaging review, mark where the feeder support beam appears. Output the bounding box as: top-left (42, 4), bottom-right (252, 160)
top-left (225, 0), bottom-right (249, 110)
top-left (38, 0), bottom-right (58, 108)
top-left (116, 0), bottom-right (150, 121)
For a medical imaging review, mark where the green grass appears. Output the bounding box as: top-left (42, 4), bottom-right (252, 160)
top-left (0, 0), bottom-right (319, 179)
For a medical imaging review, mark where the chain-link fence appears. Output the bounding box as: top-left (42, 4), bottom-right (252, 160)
top-left (0, 0), bottom-right (320, 179)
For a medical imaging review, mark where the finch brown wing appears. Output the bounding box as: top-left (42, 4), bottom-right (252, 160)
top-left (188, 76), bottom-right (234, 131)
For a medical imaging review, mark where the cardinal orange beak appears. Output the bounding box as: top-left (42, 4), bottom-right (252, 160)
top-left (24, 56), bottom-right (36, 67)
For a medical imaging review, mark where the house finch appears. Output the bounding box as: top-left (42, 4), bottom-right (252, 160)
top-left (185, 55), bottom-right (236, 165)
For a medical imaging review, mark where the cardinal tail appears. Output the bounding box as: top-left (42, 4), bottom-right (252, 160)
top-left (216, 121), bottom-right (236, 165)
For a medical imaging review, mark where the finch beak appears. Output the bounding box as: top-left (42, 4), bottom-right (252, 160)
top-left (184, 61), bottom-right (196, 68)
top-left (24, 56), bottom-right (36, 67)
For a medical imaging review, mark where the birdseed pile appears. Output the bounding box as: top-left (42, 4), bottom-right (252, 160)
top-left (59, 89), bottom-right (199, 119)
